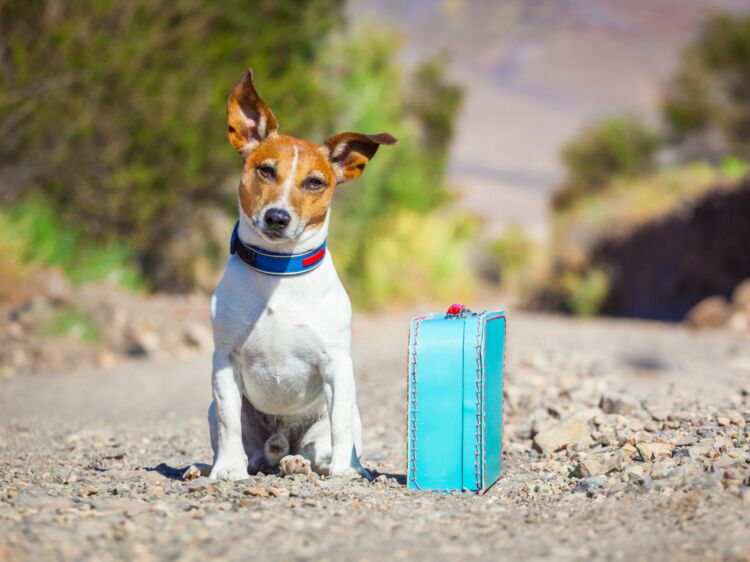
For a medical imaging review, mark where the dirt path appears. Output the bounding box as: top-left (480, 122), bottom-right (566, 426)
top-left (1, 310), bottom-right (749, 561)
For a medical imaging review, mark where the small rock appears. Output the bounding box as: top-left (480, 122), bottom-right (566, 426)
top-left (672, 435), bottom-right (697, 446)
top-left (243, 487), bottom-right (270, 498)
top-left (732, 279), bottom-right (750, 312)
top-left (636, 442), bottom-right (673, 461)
top-left (623, 465), bottom-right (644, 481)
top-left (685, 445), bottom-right (711, 459)
top-left (713, 455), bottom-right (741, 469)
top-left (643, 421), bottom-right (659, 433)
top-left (727, 312), bottom-right (750, 333)
top-left (644, 402), bottom-right (670, 421)
top-left (186, 477), bottom-right (216, 492)
top-left (726, 411), bottom-right (746, 427)
top-left (685, 296), bottom-right (732, 329)
top-left (629, 475), bottom-right (654, 492)
top-left (127, 328), bottom-right (160, 356)
top-left (570, 459), bottom-right (604, 478)
top-left (619, 443), bottom-right (637, 459)
top-left (183, 322), bottom-right (212, 350)
top-left (600, 392), bottom-right (640, 416)
top-left (651, 459), bottom-right (676, 480)
top-left (574, 476), bottom-right (607, 496)
top-left (717, 416), bottom-right (731, 427)
top-left (268, 487), bottom-right (290, 497)
top-left (182, 465), bottom-right (202, 481)
top-left (112, 485), bottom-right (131, 495)
top-left (533, 411), bottom-right (593, 455)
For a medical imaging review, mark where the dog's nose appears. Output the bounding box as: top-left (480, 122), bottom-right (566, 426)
top-left (264, 208), bottom-right (291, 230)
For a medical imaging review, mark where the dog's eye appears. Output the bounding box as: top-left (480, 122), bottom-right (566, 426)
top-left (256, 165), bottom-right (276, 181)
top-left (304, 177), bottom-right (325, 191)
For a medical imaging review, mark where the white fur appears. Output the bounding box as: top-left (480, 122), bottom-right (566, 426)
top-left (208, 207), bottom-right (366, 480)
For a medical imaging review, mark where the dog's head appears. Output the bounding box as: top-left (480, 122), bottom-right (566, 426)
top-left (227, 69), bottom-right (397, 247)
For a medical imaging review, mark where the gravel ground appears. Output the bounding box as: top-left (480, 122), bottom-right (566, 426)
top-left (1, 310), bottom-right (750, 562)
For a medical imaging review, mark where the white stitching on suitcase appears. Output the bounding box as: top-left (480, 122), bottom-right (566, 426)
top-left (474, 313), bottom-right (483, 491)
top-left (409, 314), bottom-right (430, 489)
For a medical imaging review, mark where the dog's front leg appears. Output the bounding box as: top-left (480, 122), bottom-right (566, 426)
top-left (321, 354), bottom-right (368, 478)
top-left (208, 350), bottom-right (249, 481)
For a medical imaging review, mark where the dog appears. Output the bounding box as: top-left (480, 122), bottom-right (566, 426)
top-left (207, 69), bottom-right (396, 481)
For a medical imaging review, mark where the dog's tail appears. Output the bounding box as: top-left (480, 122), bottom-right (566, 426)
top-left (263, 432), bottom-right (289, 465)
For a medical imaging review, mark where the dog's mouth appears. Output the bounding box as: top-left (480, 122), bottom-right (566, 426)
top-left (252, 219), bottom-right (301, 243)
top-left (261, 229), bottom-right (286, 240)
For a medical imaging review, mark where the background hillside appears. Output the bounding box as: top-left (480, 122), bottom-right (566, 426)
top-left (351, 0), bottom-right (750, 235)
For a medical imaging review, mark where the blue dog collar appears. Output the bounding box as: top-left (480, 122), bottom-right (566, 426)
top-left (230, 221), bottom-right (326, 276)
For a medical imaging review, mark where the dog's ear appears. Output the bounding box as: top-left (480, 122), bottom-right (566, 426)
top-left (227, 69), bottom-right (278, 156)
top-left (323, 132), bottom-right (397, 184)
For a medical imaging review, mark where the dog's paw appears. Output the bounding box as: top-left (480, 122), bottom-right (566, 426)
top-left (208, 459), bottom-right (249, 482)
top-left (278, 455), bottom-right (312, 477)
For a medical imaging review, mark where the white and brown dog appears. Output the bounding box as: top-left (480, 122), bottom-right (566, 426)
top-left (207, 69), bottom-right (396, 481)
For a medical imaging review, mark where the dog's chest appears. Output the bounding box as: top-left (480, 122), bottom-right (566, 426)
top-left (213, 256), bottom-right (350, 415)
top-left (235, 307), bottom-right (327, 413)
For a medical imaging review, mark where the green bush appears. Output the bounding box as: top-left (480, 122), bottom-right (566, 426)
top-left (0, 199), bottom-right (143, 290)
top-left (44, 306), bottom-right (101, 343)
top-left (320, 29), bottom-right (468, 304)
top-left (664, 13), bottom-right (750, 158)
top-left (567, 269), bottom-right (609, 317)
top-left (486, 224), bottom-right (536, 289)
top-left (0, 0), bottom-right (344, 290)
top-left (350, 211), bottom-right (476, 309)
top-left (553, 116), bottom-right (661, 210)
top-left (0, 2), bottom-right (470, 305)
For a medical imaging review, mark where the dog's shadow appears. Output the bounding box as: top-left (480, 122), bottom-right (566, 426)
top-left (145, 462), bottom-right (406, 486)
top-left (367, 470), bottom-right (406, 486)
top-left (146, 462), bottom-right (198, 481)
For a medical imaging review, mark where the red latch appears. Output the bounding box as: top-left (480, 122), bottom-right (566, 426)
top-left (446, 303), bottom-right (466, 316)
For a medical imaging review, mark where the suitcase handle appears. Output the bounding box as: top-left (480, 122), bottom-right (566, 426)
top-left (446, 303), bottom-right (470, 318)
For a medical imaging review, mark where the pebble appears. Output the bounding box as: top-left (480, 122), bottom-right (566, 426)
top-left (571, 459), bottom-right (605, 478)
top-left (623, 465), bottom-right (644, 481)
top-left (186, 477), bottom-right (216, 492)
top-left (243, 487), bottom-right (270, 498)
top-left (574, 476), bottom-right (608, 496)
top-left (636, 442), bottom-right (673, 461)
top-left (112, 485), bottom-right (131, 496)
top-left (651, 460), bottom-right (676, 480)
top-left (533, 411), bottom-right (594, 455)
top-left (600, 392), bottom-right (641, 416)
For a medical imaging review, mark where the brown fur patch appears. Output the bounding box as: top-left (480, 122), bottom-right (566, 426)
top-left (239, 135), bottom-right (338, 231)
top-left (227, 68), bottom-right (397, 232)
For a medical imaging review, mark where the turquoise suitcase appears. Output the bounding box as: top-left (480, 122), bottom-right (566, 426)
top-left (407, 305), bottom-right (506, 493)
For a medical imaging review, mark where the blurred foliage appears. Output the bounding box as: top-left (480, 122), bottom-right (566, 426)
top-left (0, 0), bottom-right (345, 290)
top-left (0, 1), bottom-right (470, 305)
top-left (44, 306), bottom-right (100, 343)
top-left (408, 57), bottom-right (464, 154)
top-left (552, 268), bottom-right (609, 317)
top-left (541, 162), bottom-right (743, 315)
top-left (664, 13), bottom-right (750, 159)
top-left (553, 116), bottom-right (661, 210)
top-left (321, 30), bottom-right (467, 304)
top-left (553, 162), bottom-right (739, 256)
top-left (350, 211), bottom-right (476, 309)
top-left (0, 198), bottom-right (143, 290)
top-left (484, 223), bottom-right (546, 298)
